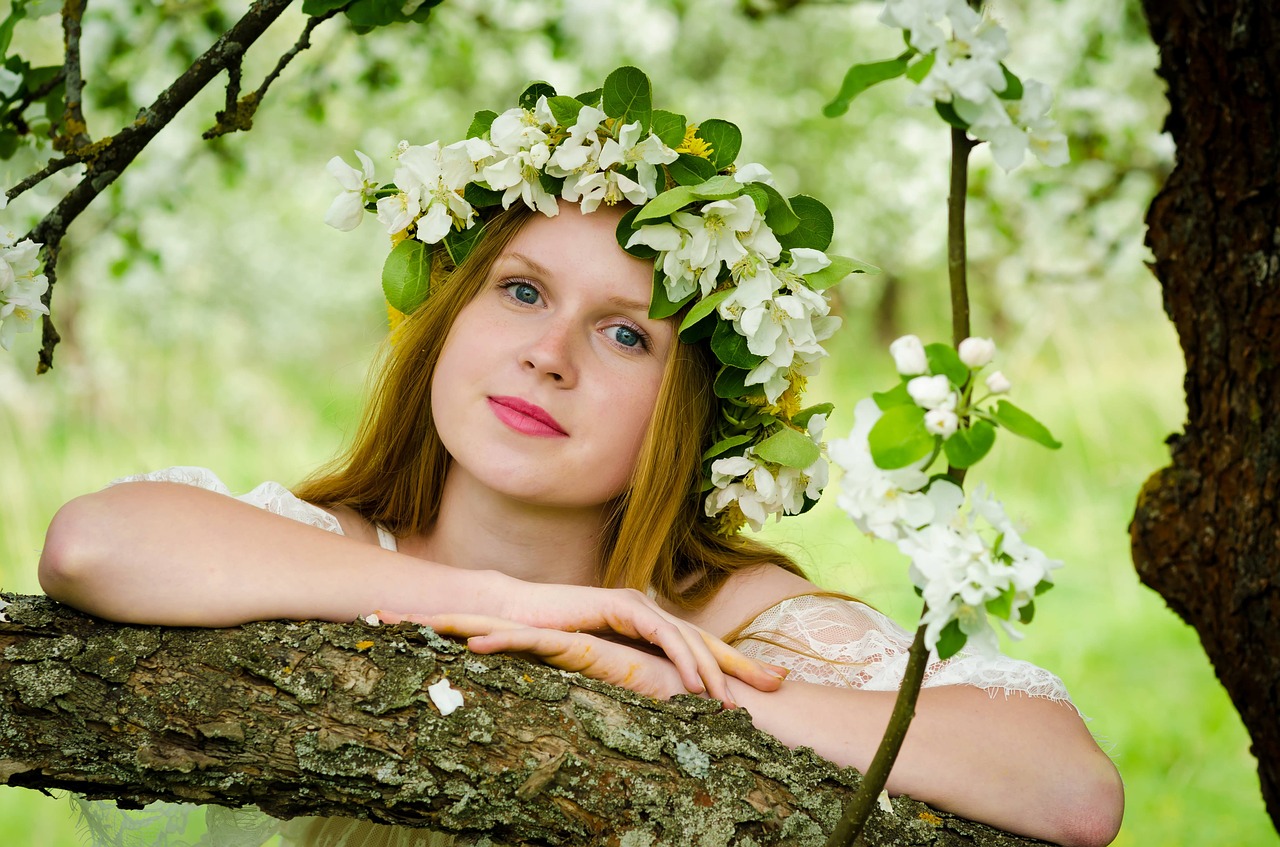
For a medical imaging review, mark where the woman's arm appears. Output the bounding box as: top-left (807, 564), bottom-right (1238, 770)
top-left (726, 676), bottom-right (1123, 847)
top-left (38, 481), bottom-right (782, 702)
top-left (432, 616), bottom-right (1123, 847)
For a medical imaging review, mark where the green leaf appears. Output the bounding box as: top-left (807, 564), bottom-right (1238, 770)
top-left (0, 129), bottom-right (19, 159)
top-left (444, 222), bottom-right (485, 269)
top-left (0, 5), bottom-right (24, 57)
top-left (997, 64), bottom-right (1024, 100)
top-left (755, 426), bottom-right (821, 469)
top-left (792, 402), bottom-right (835, 430)
top-left (668, 153), bottom-right (718, 185)
top-left (518, 81), bottom-right (556, 111)
top-left (711, 319), bottom-right (764, 370)
top-left (714, 366), bottom-right (764, 400)
top-left (905, 52), bottom-right (935, 83)
top-left (649, 266), bottom-right (694, 319)
top-left (651, 109), bottom-right (686, 148)
top-left (823, 53), bottom-right (911, 118)
top-left (616, 206), bottom-right (656, 258)
top-left (741, 182), bottom-right (801, 235)
top-left (935, 619), bottom-right (967, 660)
top-left (1018, 600), bottom-right (1036, 625)
top-left (943, 419), bottom-right (997, 469)
top-left (463, 181), bottom-right (504, 209)
top-left (679, 288), bottom-right (732, 335)
top-left (690, 174), bottom-right (743, 200)
top-left (1034, 578), bottom-right (1054, 596)
top-left (985, 585), bottom-right (1016, 620)
top-left (872, 381), bottom-right (913, 410)
top-left (382, 239), bottom-right (431, 315)
top-left (602, 66), bottom-right (652, 131)
top-left (546, 95), bottom-right (585, 127)
top-left (697, 119), bottom-right (741, 169)
top-left (935, 101), bottom-right (969, 129)
top-left (634, 184), bottom-right (698, 222)
top-left (702, 434), bottom-right (754, 462)
top-left (925, 342), bottom-right (969, 388)
top-left (467, 109), bottom-right (497, 139)
top-left (574, 87), bottom-right (602, 106)
top-left (302, 0), bottom-right (348, 15)
top-left (804, 255), bottom-right (878, 291)
top-left (868, 404), bottom-right (936, 469)
top-left (991, 400), bottom-right (1062, 449)
top-left (778, 195), bottom-right (834, 251)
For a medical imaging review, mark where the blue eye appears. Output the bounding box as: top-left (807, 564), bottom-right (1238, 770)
top-left (510, 282), bottom-right (540, 304)
top-left (609, 325), bottom-right (645, 349)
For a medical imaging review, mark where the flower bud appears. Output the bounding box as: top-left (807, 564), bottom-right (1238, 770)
top-left (907, 374), bottom-right (956, 410)
top-left (958, 336), bottom-right (996, 368)
top-left (985, 370), bottom-right (1012, 394)
top-left (924, 408), bottom-right (959, 439)
top-left (889, 334), bottom-right (929, 375)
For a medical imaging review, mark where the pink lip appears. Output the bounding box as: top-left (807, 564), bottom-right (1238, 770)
top-left (487, 396), bottom-right (568, 437)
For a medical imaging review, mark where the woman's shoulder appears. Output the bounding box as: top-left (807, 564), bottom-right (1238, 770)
top-left (685, 562), bottom-right (825, 640)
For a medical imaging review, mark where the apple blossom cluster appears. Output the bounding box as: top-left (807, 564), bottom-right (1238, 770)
top-left (324, 67), bottom-right (870, 536)
top-left (830, 337), bottom-right (1062, 657)
top-left (879, 0), bottom-right (1068, 170)
top-left (0, 225), bottom-right (50, 351)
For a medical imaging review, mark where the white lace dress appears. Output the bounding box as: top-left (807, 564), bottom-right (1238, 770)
top-left (73, 467), bottom-right (1074, 847)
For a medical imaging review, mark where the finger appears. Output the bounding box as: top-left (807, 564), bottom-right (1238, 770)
top-left (426, 613), bottom-right (525, 637)
top-left (605, 603), bottom-right (707, 697)
top-left (699, 630), bottom-right (787, 692)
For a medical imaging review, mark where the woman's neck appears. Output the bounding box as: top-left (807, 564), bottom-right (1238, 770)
top-left (404, 466), bottom-right (608, 587)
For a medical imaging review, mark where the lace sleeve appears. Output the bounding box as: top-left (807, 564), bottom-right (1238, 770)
top-left (733, 593), bottom-right (1074, 707)
top-left (110, 466), bottom-right (342, 535)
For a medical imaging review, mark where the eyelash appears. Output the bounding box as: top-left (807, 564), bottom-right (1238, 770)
top-left (496, 278), bottom-right (652, 352)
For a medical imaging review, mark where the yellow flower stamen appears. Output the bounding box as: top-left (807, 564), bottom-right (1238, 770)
top-left (766, 373), bottom-right (808, 419)
top-left (712, 502), bottom-right (747, 536)
top-left (676, 124), bottom-right (714, 160)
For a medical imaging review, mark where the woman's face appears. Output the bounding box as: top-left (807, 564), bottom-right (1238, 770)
top-left (431, 201), bottom-right (674, 511)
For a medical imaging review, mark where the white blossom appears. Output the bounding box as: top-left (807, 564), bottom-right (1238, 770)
top-left (985, 370), bottom-right (1011, 394)
top-left (324, 150), bottom-right (379, 232)
top-left (924, 407), bottom-right (959, 438)
top-left (596, 121), bottom-right (678, 198)
top-left (0, 231), bottom-right (50, 351)
top-left (889, 334), bottom-right (929, 375)
top-left (957, 336), bottom-right (996, 368)
top-left (545, 105), bottom-right (607, 177)
top-left (907, 374), bottom-right (956, 409)
top-left (704, 415), bottom-right (829, 531)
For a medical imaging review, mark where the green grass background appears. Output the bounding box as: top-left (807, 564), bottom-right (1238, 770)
top-left (0, 276), bottom-right (1275, 845)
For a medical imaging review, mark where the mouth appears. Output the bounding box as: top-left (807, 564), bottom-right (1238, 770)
top-left (487, 396), bottom-right (569, 437)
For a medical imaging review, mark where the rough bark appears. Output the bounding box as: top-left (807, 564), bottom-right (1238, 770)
top-left (0, 593), bottom-right (1050, 847)
top-left (1131, 0), bottom-right (1280, 830)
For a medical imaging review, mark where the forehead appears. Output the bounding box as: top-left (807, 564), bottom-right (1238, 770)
top-left (497, 204), bottom-right (653, 299)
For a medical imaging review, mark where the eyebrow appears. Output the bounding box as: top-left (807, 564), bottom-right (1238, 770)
top-left (500, 252), bottom-right (654, 317)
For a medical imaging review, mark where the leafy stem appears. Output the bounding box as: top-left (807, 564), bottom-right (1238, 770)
top-left (825, 125), bottom-right (976, 847)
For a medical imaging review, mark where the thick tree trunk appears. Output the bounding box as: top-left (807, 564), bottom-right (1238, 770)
top-left (1131, 0), bottom-right (1280, 830)
top-left (0, 593), bottom-right (1049, 846)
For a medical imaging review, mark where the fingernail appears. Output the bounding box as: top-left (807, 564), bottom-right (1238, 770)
top-left (766, 664), bottom-right (791, 680)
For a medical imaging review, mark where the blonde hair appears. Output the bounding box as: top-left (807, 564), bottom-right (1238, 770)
top-left (296, 206), bottom-right (804, 609)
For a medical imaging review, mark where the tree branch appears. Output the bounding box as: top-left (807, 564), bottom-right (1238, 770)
top-left (205, 9), bottom-right (343, 140)
top-left (56, 0), bottom-right (91, 152)
top-left (0, 593), bottom-right (1050, 846)
top-left (26, 0), bottom-right (296, 372)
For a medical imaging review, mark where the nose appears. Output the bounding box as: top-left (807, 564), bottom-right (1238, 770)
top-left (520, 317), bottom-right (578, 386)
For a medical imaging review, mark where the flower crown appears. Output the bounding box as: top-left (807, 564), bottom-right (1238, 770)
top-left (325, 67), bottom-right (873, 535)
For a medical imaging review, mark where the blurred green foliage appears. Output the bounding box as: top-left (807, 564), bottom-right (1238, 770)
top-left (0, 0), bottom-right (1274, 844)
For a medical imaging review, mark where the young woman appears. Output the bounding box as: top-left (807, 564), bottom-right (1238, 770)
top-left (38, 71), bottom-right (1123, 847)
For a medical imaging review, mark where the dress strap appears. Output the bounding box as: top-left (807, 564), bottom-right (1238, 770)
top-left (375, 525), bottom-right (398, 552)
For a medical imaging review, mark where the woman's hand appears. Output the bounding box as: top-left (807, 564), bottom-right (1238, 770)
top-left (376, 583), bottom-right (783, 707)
top-left (401, 613), bottom-right (693, 702)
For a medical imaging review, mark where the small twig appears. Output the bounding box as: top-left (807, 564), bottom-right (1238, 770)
top-left (823, 620), bottom-right (932, 846)
top-left (948, 127), bottom-right (976, 347)
top-left (6, 154), bottom-right (82, 204)
top-left (36, 241), bottom-right (61, 374)
top-left (57, 0), bottom-right (91, 152)
top-left (5, 66), bottom-right (67, 135)
top-left (205, 9), bottom-right (344, 139)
